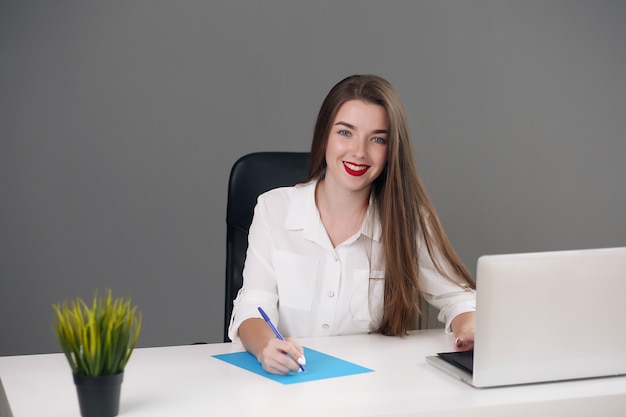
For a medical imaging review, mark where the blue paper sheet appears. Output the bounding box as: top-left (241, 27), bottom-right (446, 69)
top-left (212, 347), bottom-right (374, 384)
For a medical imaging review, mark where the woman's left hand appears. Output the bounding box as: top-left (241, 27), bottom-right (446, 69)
top-left (451, 312), bottom-right (475, 351)
top-left (454, 327), bottom-right (475, 351)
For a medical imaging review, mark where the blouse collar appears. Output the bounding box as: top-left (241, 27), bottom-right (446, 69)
top-left (285, 180), bottom-right (382, 243)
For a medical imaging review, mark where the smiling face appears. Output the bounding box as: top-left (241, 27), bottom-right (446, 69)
top-left (323, 99), bottom-right (389, 194)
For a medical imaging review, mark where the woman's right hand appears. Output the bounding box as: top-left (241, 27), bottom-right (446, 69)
top-left (256, 337), bottom-right (305, 375)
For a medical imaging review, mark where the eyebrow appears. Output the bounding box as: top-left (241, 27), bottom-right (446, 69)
top-left (334, 121), bottom-right (388, 134)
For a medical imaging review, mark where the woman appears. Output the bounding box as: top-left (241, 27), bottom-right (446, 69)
top-left (228, 74), bottom-right (476, 374)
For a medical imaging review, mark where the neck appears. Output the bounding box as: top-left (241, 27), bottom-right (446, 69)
top-left (315, 178), bottom-right (370, 218)
top-left (315, 178), bottom-right (370, 248)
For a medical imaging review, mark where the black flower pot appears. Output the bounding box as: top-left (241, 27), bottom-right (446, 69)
top-left (73, 372), bottom-right (124, 417)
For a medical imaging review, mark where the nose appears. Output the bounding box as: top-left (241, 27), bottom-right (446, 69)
top-left (351, 136), bottom-right (366, 159)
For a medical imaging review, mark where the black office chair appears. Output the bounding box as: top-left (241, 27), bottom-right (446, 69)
top-left (224, 152), bottom-right (310, 342)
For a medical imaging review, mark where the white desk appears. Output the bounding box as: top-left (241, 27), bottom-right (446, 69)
top-left (1, 330), bottom-right (625, 417)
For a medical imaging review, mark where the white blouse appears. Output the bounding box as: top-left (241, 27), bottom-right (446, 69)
top-left (228, 180), bottom-right (475, 343)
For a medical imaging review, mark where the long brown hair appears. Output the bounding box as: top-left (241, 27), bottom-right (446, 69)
top-left (308, 74), bottom-right (475, 336)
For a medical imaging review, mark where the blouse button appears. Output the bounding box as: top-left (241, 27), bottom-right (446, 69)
top-left (322, 324), bottom-right (329, 329)
top-left (328, 291), bottom-right (335, 298)
top-left (333, 256), bottom-right (339, 262)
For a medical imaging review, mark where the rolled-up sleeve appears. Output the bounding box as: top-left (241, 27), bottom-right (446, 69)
top-left (227, 196), bottom-right (281, 343)
top-left (417, 237), bottom-right (476, 332)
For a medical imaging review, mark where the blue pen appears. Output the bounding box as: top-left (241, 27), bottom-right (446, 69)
top-left (257, 306), bottom-right (306, 372)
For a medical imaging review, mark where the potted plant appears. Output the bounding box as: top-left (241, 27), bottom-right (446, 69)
top-left (52, 289), bottom-right (142, 417)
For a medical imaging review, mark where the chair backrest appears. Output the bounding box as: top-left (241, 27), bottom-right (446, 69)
top-left (224, 152), bottom-right (310, 342)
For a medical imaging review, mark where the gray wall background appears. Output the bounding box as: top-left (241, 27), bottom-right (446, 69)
top-left (1, 1), bottom-right (625, 356)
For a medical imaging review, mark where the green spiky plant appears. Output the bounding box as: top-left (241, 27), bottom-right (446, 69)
top-left (52, 290), bottom-right (142, 377)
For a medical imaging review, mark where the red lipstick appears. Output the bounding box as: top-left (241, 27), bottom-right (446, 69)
top-left (343, 162), bottom-right (369, 177)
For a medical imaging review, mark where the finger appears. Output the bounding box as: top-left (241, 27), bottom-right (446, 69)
top-left (265, 339), bottom-right (302, 372)
top-left (285, 337), bottom-right (305, 364)
top-left (276, 338), bottom-right (304, 366)
top-left (261, 356), bottom-right (293, 375)
top-left (454, 328), bottom-right (475, 351)
top-left (454, 337), bottom-right (474, 351)
top-left (259, 351), bottom-right (297, 374)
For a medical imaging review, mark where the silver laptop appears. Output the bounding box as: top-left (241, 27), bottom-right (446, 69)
top-left (426, 246), bottom-right (626, 388)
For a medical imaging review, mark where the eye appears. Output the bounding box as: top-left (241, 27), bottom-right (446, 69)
top-left (371, 136), bottom-right (387, 144)
top-left (338, 129), bottom-right (350, 137)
